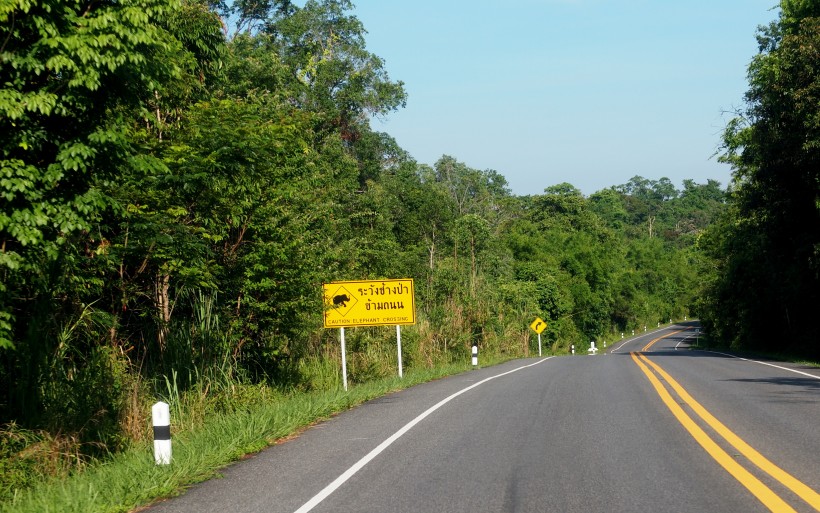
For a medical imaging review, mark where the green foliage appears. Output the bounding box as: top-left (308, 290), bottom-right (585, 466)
top-left (703, 1), bottom-right (820, 358)
top-left (0, 423), bottom-right (90, 502)
top-left (0, 362), bottom-right (471, 512)
top-left (0, 0), bottom-right (736, 504)
top-left (266, 0), bottom-right (407, 123)
top-left (0, 0), bottom-right (190, 346)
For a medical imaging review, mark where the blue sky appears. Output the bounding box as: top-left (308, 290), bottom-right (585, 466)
top-left (350, 1), bottom-right (780, 196)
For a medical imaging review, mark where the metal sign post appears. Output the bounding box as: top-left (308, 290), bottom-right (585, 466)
top-left (396, 325), bottom-right (403, 378)
top-left (340, 327), bottom-right (348, 391)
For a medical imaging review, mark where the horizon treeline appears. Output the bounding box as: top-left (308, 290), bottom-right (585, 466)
top-left (1, 0), bottom-right (817, 481)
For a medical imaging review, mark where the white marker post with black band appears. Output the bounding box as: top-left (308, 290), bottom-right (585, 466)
top-left (472, 344), bottom-right (478, 367)
top-left (152, 401), bottom-right (171, 465)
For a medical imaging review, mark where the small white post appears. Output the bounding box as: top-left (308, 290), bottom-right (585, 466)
top-left (644, 325), bottom-right (647, 332)
top-left (396, 325), bottom-right (403, 379)
top-left (537, 333), bottom-right (542, 357)
top-left (472, 344), bottom-right (478, 367)
top-left (152, 401), bottom-right (171, 465)
top-left (658, 322), bottom-right (660, 328)
top-left (621, 333), bottom-right (624, 339)
top-left (340, 327), bottom-right (348, 391)
top-left (632, 330), bottom-right (635, 336)
top-left (571, 344), bottom-right (575, 355)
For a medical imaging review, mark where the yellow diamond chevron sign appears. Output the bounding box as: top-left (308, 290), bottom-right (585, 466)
top-left (530, 317), bottom-right (547, 334)
top-left (323, 279), bottom-right (416, 328)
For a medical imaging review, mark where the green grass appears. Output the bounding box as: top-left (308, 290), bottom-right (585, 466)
top-left (0, 362), bottom-right (479, 513)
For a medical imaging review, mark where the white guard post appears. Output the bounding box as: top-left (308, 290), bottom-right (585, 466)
top-left (396, 325), bottom-right (403, 378)
top-left (472, 344), bottom-right (478, 367)
top-left (152, 401), bottom-right (172, 465)
top-left (340, 327), bottom-right (348, 391)
top-left (588, 341), bottom-right (598, 355)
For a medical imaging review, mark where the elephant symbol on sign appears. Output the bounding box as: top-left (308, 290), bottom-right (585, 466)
top-left (333, 294), bottom-right (351, 308)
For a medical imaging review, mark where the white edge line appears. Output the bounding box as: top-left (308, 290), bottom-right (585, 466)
top-left (675, 333), bottom-right (697, 350)
top-left (292, 357), bottom-right (554, 513)
top-left (612, 326), bottom-right (668, 353)
top-left (710, 351), bottom-right (820, 380)
top-left (612, 340), bottom-right (630, 352)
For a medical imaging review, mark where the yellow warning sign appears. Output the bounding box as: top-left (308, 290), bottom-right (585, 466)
top-left (530, 317), bottom-right (547, 334)
top-left (323, 279), bottom-right (415, 328)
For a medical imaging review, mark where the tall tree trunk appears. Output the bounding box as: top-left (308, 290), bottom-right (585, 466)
top-left (155, 273), bottom-right (171, 352)
top-left (426, 230), bottom-right (436, 313)
top-left (470, 235), bottom-right (477, 299)
top-left (427, 226), bottom-right (436, 270)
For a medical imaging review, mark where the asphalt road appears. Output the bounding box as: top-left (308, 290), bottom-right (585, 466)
top-left (147, 324), bottom-right (820, 513)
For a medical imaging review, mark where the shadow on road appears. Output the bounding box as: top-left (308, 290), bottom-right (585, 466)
top-left (720, 376), bottom-right (820, 392)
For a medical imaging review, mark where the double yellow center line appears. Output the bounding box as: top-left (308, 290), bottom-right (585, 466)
top-left (641, 329), bottom-right (686, 352)
top-left (631, 333), bottom-right (819, 513)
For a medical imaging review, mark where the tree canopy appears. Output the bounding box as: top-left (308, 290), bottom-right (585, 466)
top-left (700, 0), bottom-right (820, 357)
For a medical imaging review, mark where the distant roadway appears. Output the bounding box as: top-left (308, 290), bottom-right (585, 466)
top-left (148, 323), bottom-right (820, 513)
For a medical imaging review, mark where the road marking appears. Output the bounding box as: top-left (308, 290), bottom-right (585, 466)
top-left (642, 328), bottom-right (687, 352)
top-left (674, 332), bottom-right (697, 350)
top-left (612, 326), bottom-right (665, 353)
top-left (637, 353), bottom-right (820, 511)
top-left (612, 340), bottom-right (631, 352)
top-left (708, 352), bottom-right (820, 380)
top-left (630, 352), bottom-right (798, 513)
top-left (292, 357), bottom-right (554, 513)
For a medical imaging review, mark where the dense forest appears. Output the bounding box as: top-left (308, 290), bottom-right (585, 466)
top-left (0, 0), bottom-right (817, 500)
top-left (697, 0), bottom-right (820, 359)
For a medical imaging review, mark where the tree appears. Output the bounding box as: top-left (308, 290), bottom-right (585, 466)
top-left (454, 214), bottom-right (490, 297)
top-left (589, 188), bottom-right (629, 231)
top-left (433, 155), bottom-right (509, 217)
top-left (0, 0), bottom-right (191, 349)
top-left (264, 0), bottom-right (406, 141)
top-left (705, 0), bottom-right (820, 357)
top-left (672, 179), bottom-right (726, 237)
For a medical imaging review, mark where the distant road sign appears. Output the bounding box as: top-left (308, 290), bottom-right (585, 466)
top-left (323, 279), bottom-right (415, 328)
top-left (530, 317), bottom-right (547, 334)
